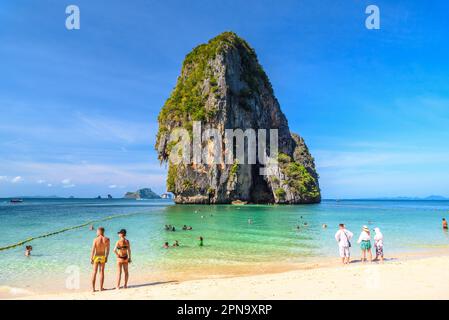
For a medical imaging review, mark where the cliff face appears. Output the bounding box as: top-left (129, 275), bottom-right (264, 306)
top-left (155, 32), bottom-right (320, 204)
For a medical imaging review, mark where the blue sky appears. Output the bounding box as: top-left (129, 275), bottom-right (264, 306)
top-left (0, 0), bottom-right (448, 198)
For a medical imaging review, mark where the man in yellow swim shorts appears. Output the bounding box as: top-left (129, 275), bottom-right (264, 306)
top-left (90, 227), bottom-right (110, 292)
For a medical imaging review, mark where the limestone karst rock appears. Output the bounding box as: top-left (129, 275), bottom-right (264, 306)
top-left (156, 32), bottom-right (320, 204)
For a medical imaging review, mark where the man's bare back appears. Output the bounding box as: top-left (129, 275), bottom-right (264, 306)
top-left (91, 227), bottom-right (110, 292)
top-left (92, 235), bottom-right (110, 258)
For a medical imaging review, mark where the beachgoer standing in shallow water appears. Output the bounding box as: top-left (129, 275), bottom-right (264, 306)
top-left (335, 224), bottom-right (353, 264)
top-left (199, 236), bottom-right (204, 247)
top-left (357, 226), bottom-right (373, 263)
top-left (113, 229), bottom-right (131, 289)
top-left (443, 218), bottom-right (448, 230)
top-left (90, 227), bottom-right (110, 292)
top-left (25, 245), bottom-right (32, 256)
top-left (373, 227), bottom-right (384, 263)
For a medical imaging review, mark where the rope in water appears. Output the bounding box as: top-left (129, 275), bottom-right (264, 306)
top-left (0, 212), bottom-right (141, 252)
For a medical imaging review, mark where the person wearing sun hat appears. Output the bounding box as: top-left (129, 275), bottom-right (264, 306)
top-left (373, 227), bottom-right (384, 263)
top-left (357, 225), bottom-right (373, 262)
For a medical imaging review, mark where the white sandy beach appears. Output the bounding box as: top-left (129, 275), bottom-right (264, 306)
top-left (11, 253), bottom-right (449, 300)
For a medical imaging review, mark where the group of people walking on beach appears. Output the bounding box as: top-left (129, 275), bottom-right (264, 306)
top-left (335, 224), bottom-right (384, 264)
top-left (90, 227), bottom-right (131, 292)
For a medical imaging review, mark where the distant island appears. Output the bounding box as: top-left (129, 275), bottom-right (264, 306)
top-left (124, 188), bottom-right (161, 200)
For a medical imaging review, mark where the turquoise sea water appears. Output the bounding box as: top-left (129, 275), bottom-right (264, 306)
top-left (1, 198), bottom-right (449, 293)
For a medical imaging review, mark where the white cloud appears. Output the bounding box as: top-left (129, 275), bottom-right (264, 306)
top-left (76, 113), bottom-right (154, 144)
top-left (11, 176), bottom-right (22, 183)
top-left (61, 178), bottom-right (75, 188)
top-left (0, 161), bottom-right (167, 193)
top-left (315, 150), bottom-right (449, 170)
top-left (313, 146), bottom-right (449, 198)
top-left (47, 183), bottom-right (53, 187)
top-left (0, 176), bottom-right (7, 181)
top-left (109, 184), bottom-right (126, 189)
top-left (37, 179), bottom-right (46, 184)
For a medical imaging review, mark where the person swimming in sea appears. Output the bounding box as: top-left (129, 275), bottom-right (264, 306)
top-left (113, 229), bottom-right (131, 289)
top-left (173, 240), bottom-right (179, 247)
top-left (443, 218), bottom-right (448, 230)
top-left (25, 245), bottom-right (32, 256)
top-left (182, 225), bottom-right (187, 230)
top-left (199, 236), bottom-right (204, 247)
top-left (163, 242), bottom-right (170, 249)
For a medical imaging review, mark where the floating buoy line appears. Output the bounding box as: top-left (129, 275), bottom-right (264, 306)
top-left (0, 212), bottom-right (143, 251)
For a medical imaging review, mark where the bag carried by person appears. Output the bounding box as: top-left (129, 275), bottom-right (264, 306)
top-left (343, 231), bottom-right (351, 248)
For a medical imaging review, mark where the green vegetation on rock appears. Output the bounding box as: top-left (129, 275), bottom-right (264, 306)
top-left (156, 31), bottom-right (272, 160)
top-left (277, 153), bottom-right (320, 200)
top-left (167, 164), bottom-right (178, 192)
top-left (230, 160), bottom-right (239, 177)
top-left (274, 188), bottom-right (286, 200)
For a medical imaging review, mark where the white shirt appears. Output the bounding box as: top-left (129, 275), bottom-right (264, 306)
top-left (357, 231), bottom-right (371, 243)
top-left (374, 234), bottom-right (383, 247)
top-left (335, 229), bottom-right (353, 247)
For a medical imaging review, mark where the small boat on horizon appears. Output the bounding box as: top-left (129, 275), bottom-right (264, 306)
top-left (10, 198), bottom-right (24, 203)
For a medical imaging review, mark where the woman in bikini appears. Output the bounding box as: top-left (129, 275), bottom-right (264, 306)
top-left (114, 229), bottom-right (131, 289)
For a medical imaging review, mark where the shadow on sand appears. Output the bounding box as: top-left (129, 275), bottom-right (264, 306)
top-left (349, 257), bottom-right (397, 264)
top-left (127, 280), bottom-right (178, 289)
